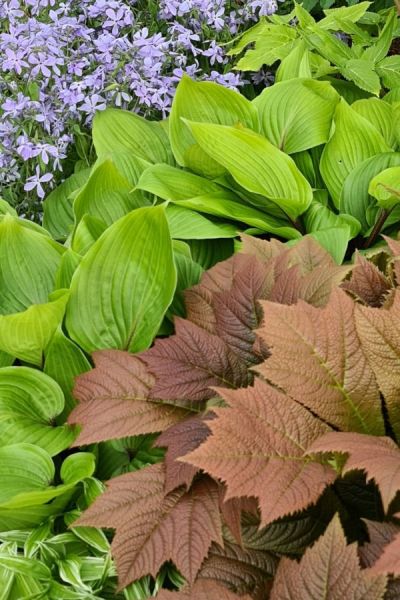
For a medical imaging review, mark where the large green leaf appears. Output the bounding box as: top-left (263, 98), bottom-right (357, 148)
top-left (188, 238), bottom-right (234, 270)
top-left (320, 99), bottom-right (391, 207)
top-left (136, 163), bottom-right (226, 199)
top-left (66, 206), bottom-right (177, 353)
top-left (0, 444), bottom-right (54, 505)
top-left (71, 215), bottom-right (107, 256)
top-left (166, 206), bottom-right (238, 239)
top-left (73, 160), bottom-right (147, 227)
top-left (92, 108), bottom-right (173, 164)
top-left (60, 453), bottom-right (96, 485)
top-left (167, 242), bottom-right (203, 319)
top-left (0, 214), bottom-right (64, 315)
top-left (0, 367), bottom-right (76, 455)
top-left (303, 199), bottom-right (361, 238)
top-left (0, 290), bottom-right (70, 366)
top-left (369, 166), bottom-right (400, 210)
top-left (169, 75), bottom-right (259, 177)
top-left (340, 152), bottom-right (400, 231)
top-left (44, 327), bottom-right (91, 418)
top-left (185, 121), bottom-right (313, 220)
top-left (352, 98), bottom-right (397, 149)
top-left (309, 227), bottom-right (351, 264)
top-left (275, 40), bottom-right (312, 82)
top-left (54, 249), bottom-right (82, 289)
top-left (253, 78), bottom-right (339, 153)
top-left (94, 150), bottom-right (151, 186)
top-left (43, 168), bottom-right (91, 241)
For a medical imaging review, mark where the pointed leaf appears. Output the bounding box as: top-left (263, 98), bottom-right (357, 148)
top-left (342, 59), bottom-right (381, 96)
top-left (369, 166), bottom-right (400, 210)
top-left (369, 532), bottom-right (400, 575)
top-left (66, 206), bottom-right (177, 354)
top-left (155, 580), bottom-right (251, 600)
top-left (352, 98), bottom-right (397, 149)
top-left (341, 252), bottom-right (390, 307)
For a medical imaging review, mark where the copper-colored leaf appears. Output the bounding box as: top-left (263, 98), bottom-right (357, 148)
top-left (219, 491), bottom-right (259, 546)
top-left (307, 432), bottom-right (400, 512)
top-left (199, 540), bottom-right (277, 600)
top-left (240, 234), bottom-right (285, 263)
top-left (257, 289), bottom-right (385, 435)
top-left (359, 520), bottom-right (400, 568)
top-left (342, 252), bottom-right (390, 307)
top-left (370, 532), bottom-right (400, 576)
top-left (270, 515), bottom-right (387, 600)
top-left (155, 580), bottom-right (252, 600)
top-left (74, 464), bottom-right (223, 589)
top-left (183, 378), bottom-right (335, 526)
top-left (383, 235), bottom-right (400, 284)
top-left (355, 291), bottom-right (400, 437)
top-left (68, 350), bottom-right (187, 445)
top-left (142, 319), bottom-right (251, 402)
top-left (155, 415), bottom-right (212, 493)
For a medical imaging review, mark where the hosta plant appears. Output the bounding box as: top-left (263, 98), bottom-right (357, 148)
top-left (229, 3), bottom-right (400, 97)
top-left (69, 234), bottom-right (400, 598)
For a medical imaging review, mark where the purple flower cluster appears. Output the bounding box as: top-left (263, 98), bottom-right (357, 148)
top-left (0, 0), bottom-right (279, 208)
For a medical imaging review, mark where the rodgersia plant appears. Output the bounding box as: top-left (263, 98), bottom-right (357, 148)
top-left (0, 0), bottom-right (280, 212)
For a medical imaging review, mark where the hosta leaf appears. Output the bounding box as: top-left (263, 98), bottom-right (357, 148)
top-left (166, 205), bottom-right (237, 240)
top-left (60, 452), bottom-right (95, 484)
top-left (0, 289), bottom-right (70, 366)
top-left (320, 99), bottom-right (391, 208)
top-left (71, 215), bottom-right (107, 256)
top-left (0, 367), bottom-right (75, 455)
top-left (156, 580), bottom-right (251, 599)
top-left (183, 378), bottom-right (335, 526)
top-left (270, 515), bottom-right (387, 599)
top-left (74, 464), bottom-right (222, 589)
top-left (256, 289), bottom-right (385, 434)
top-left (308, 432), bottom-right (400, 512)
top-left (93, 108), bottom-right (173, 164)
top-left (275, 40), bottom-right (312, 82)
top-left (55, 249), bottom-right (82, 289)
top-left (355, 291), bottom-right (400, 437)
top-left (43, 168), bottom-right (91, 240)
top-left (137, 163), bottom-right (222, 199)
top-left (68, 350), bottom-right (187, 445)
top-left (184, 121), bottom-right (313, 220)
top-left (170, 75), bottom-right (258, 177)
top-left (303, 199), bottom-right (361, 238)
top-left (352, 98), bottom-right (397, 149)
top-left (95, 149), bottom-right (151, 186)
top-left (340, 153), bottom-right (400, 232)
top-left (73, 160), bottom-right (147, 227)
top-left (0, 214), bottom-right (64, 314)
top-left (307, 226), bottom-right (352, 265)
top-left (369, 166), bottom-right (400, 210)
top-left (66, 206), bottom-right (177, 354)
top-left (342, 59), bottom-right (381, 96)
top-left (168, 242), bottom-right (203, 318)
top-left (253, 78), bottom-right (339, 153)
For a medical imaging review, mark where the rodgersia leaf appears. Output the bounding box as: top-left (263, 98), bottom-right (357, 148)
top-left (369, 529), bottom-right (400, 576)
top-left (183, 378), bottom-right (335, 527)
top-left (270, 515), bottom-right (387, 600)
top-left (256, 289), bottom-right (385, 435)
top-left (341, 252), bottom-right (391, 307)
top-left (155, 580), bottom-right (252, 599)
top-left (74, 464), bottom-right (223, 589)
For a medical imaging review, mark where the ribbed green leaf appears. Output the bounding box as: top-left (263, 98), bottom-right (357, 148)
top-left (167, 242), bottom-right (203, 319)
top-left (369, 166), bottom-right (400, 210)
top-left (54, 249), bottom-right (82, 289)
top-left (275, 40), bottom-right (312, 82)
top-left (43, 168), bottom-right (90, 241)
top-left (94, 150), bottom-right (151, 186)
top-left (352, 98), bottom-right (397, 149)
top-left (44, 327), bottom-right (91, 418)
top-left (309, 227), bottom-right (351, 264)
top-left (60, 453), bottom-right (96, 485)
top-left (73, 160), bottom-right (146, 227)
top-left (0, 556), bottom-right (51, 581)
top-left (185, 121), bottom-right (313, 220)
top-left (253, 78), bottom-right (339, 153)
top-left (0, 444), bottom-right (54, 505)
top-left (66, 206), bottom-right (177, 353)
top-left (71, 215), bottom-right (107, 256)
top-left (169, 75), bottom-right (259, 177)
top-left (137, 163), bottom-right (222, 199)
top-left (92, 108), bottom-right (173, 164)
top-left (0, 290), bottom-right (70, 366)
top-left (304, 199), bottom-right (361, 238)
top-left (0, 214), bottom-right (64, 315)
top-left (188, 239), bottom-right (234, 270)
top-left (0, 367), bottom-right (76, 455)
top-left (320, 99), bottom-right (391, 207)
top-left (0, 352), bottom-right (13, 367)
top-left (166, 206), bottom-right (237, 239)
top-left (340, 152), bottom-right (400, 231)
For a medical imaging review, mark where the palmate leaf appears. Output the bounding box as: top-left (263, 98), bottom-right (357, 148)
top-left (270, 515), bottom-right (387, 600)
top-left (74, 464), bottom-right (223, 589)
top-left (183, 378), bottom-right (335, 527)
top-left (341, 252), bottom-right (391, 307)
top-left (68, 350), bottom-right (187, 446)
top-left (155, 580), bottom-right (252, 599)
top-left (256, 289), bottom-right (385, 435)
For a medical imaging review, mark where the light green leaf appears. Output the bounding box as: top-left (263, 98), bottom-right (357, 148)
top-left (66, 206), bottom-right (177, 353)
top-left (71, 215), bottom-right (107, 256)
top-left (363, 9), bottom-right (397, 63)
top-left (253, 78), bottom-right (339, 153)
top-left (303, 26), bottom-right (354, 67)
top-left (0, 367), bottom-right (75, 455)
top-left (0, 290), bottom-right (70, 366)
top-left (166, 205), bottom-right (238, 239)
top-left (185, 121), bottom-right (313, 220)
top-left (173, 193), bottom-right (300, 239)
top-left (319, 2), bottom-right (371, 29)
top-left (275, 39), bottom-right (312, 82)
top-left (0, 199), bottom-right (17, 217)
top-left (188, 239), bottom-right (234, 270)
top-left (94, 150), bottom-right (151, 186)
top-left (384, 87), bottom-right (400, 105)
top-left (0, 556), bottom-right (51, 581)
top-left (0, 444), bottom-right (54, 505)
top-left (230, 21), bottom-right (297, 70)
top-left (309, 227), bottom-right (351, 264)
top-left (303, 199), bottom-right (361, 238)
top-left (70, 526), bottom-right (109, 554)
top-left (369, 166), bottom-right (400, 210)
top-left (73, 160), bottom-right (147, 227)
top-left (0, 352), bottom-right (13, 367)
top-left (352, 98), bottom-right (397, 148)
top-left (136, 163), bottom-right (225, 199)
top-left (0, 214), bottom-right (64, 315)
top-left (376, 56), bottom-right (400, 90)
top-left (327, 78), bottom-right (372, 103)
top-left (340, 152), bottom-right (400, 231)
top-left (43, 168), bottom-right (91, 241)
top-left (169, 75), bottom-right (259, 177)
top-left (92, 108), bottom-right (173, 164)
top-left (61, 453), bottom-right (96, 485)
top-left (341, 58), bottom-right (381, 96)
top-left (167, 242), bottom-right (203, 319)
top-left (44, 327), bottom-right (91, 418)
top-left (54, 249), bottom-right (82, 289)
top-left (320, 99), bottom-right (392, 207)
